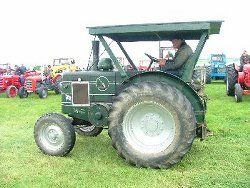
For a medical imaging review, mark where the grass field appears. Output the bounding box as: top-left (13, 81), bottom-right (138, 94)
top-left (0, 82), bottom-right (249, 188)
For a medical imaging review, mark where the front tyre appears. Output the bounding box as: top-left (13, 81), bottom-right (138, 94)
top-left (235, 83), bottom-right (242, 102)
top-left (34, 113), bottom-right (76, 156)
top-left (6, 85), bottom-right (17, 98)
top-left (18, 86), bottom-right (28, 98)
top-left (38, 88), bottom-right (48, 98)
top-left (108, 82), bottom-right (196, 169)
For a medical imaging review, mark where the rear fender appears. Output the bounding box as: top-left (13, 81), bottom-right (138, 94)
top-left (119, 71), bottom-right (206, 124)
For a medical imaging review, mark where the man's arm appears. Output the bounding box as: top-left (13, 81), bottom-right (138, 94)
top-left (165, 45), bottom-right (193, 70)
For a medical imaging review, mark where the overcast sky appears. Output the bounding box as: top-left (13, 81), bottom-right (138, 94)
top-left (0, 0), bottom-right (248, 67)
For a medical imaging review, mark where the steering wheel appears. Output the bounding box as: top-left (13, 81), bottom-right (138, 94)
top-left (144, 53), bottom-right (159, 62)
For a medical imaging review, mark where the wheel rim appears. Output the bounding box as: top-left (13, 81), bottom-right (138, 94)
top-left (9, 87), bottom-right (17, 97)
top-left (123, 101), bottom-right (176, 154)
top-left (40, 124), bottom-right (65, 150)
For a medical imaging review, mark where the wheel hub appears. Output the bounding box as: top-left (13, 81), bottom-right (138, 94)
top-left (41, 124), bottom-right (64, 149)
top-left (123, 101), bottom-right (176, 154)
top-left (140, 113), bottom-right (164, 136)
top-left (48, 129), bottom-right (59, 143)
top-left (10, 88), bottom-right (16, 96)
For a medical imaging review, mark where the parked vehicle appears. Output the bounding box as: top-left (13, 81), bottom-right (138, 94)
top-left (34, 20), bottom-right (223, 169)
top-left (18, 59), bottom-right (79, 99)
top-left (206, 54), bottom-right (227, 83)
top-left (226, 62), bottom-right (250, 102)
top-left (18, 74), bottom-right (60, 99)
top-left (0, 71), bottom-right (39, 97)
top-left (51, 58), bottom-right (79, 82)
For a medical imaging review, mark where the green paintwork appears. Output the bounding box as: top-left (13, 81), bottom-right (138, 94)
top-left (88, 21), bottom-right (222, 41)
top-left (61, 20), bottom-right (223, 130)
top-left (118, 72), bottom-right (206, 123)
top-left (89, 21), bottom-right (223, 81)
top-left (181, 32), bottom-right (208, 82)
top-left (88, 104), bottom-right (109, 127)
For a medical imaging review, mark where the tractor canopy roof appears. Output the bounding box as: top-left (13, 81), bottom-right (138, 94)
top-left (88, 20), bottom-right (223, 42)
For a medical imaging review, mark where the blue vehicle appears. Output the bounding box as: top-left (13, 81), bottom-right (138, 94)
top-left (206, 54), bottom-right (227, 83)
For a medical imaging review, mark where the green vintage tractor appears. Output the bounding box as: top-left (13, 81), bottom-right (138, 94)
top-left (34, 21), bottom-right (223, 169)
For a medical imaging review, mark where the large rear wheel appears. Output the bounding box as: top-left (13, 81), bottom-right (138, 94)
top-left (226, 64), bottom-right (238, 96)
top-left (108, 82), bottom-right (196, 169)
top-left (54, 75), bottom-right (62, 94)
top-left (205, 65), bottom-right (211, 84)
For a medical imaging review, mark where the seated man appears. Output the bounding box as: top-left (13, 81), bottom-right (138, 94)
top-left (159, 36), bottom-right (193, 76)
top-left (239, 50), bottom-right (250, 71)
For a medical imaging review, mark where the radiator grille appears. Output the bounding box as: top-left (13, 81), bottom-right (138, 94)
top-left (25, 80), bottom-right (32, 90)
top-left (72, 82), bottom-right (89, 105)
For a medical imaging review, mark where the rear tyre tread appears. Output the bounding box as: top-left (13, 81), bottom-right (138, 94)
top-left (108, 82), bottom-right (196, 169)
top-left (226, 64), bottom-right (238, 96)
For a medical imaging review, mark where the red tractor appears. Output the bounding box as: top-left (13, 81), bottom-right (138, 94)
top-left (18, 74), bottom-right (61, 99)
top-left (0, 75), bottom-right (22, 97)
top-left (226, 63), bottom-right (250, 102)
top-left (0, 71), bottom-right (39, 97)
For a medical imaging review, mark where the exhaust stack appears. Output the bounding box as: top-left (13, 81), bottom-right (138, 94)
top-left (91, 40), bottom-right (99, 71)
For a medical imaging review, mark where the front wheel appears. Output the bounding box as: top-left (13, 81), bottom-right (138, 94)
top-left (6, 85), bottom-right (17, 98)
top-left (18, 86), bottom-right (28, 98)
top-left (108, 82), bottom-right (196, 169)
top-left (38, 88), bottom-right (48, 98)
top-left (34, 113), bottom-right (76, 156)
top-left (235, 83), bottom-right (243, 102)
